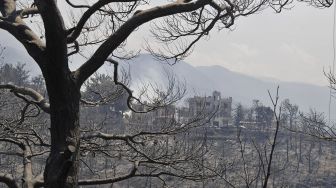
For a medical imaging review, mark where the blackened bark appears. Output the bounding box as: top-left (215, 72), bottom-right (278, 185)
top-left (43, 70), bottom-right (81, 188)
top-left (32, 1), bottom-right (80, 186)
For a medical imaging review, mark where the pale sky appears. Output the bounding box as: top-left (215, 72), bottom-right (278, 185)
top-left (0, 2), bottom-right (334, 86)
top-left (185, 4), bottom-right (335, 86)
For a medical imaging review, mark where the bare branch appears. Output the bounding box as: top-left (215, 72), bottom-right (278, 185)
top-left (78, 161), bottom-right (138, 185)
top-left (0, 173), bottom-right (19, 188)
top-left (67, 0), bottom-right (139, 44)
top-left (0, 84), bottom-right (50, 113)
top-left (0, 19), bottom-right (46, 66)
top-left (74, 0), bottom-right (211, 85)
top-left (263, 86), bottom-right (281, 188)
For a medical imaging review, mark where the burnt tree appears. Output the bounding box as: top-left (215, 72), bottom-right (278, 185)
top-left (0, 0), bottom-right (332, 187)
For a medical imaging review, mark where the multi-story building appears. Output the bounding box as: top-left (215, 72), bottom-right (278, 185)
top-left (186, 91), bottom-right (232, 127)
top-left (127, 91), bottom-right (232, 128)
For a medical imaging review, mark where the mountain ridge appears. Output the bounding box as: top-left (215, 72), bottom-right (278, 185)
top-left (1, 48), bottom-right (330, 116)
top-left (122, 54), bottom-right (330, 115)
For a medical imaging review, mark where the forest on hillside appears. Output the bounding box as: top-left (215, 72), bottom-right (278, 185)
top-left (0, 0), bottom-right (334, 187)
top-left (1, 62), bottom-right (336, 187)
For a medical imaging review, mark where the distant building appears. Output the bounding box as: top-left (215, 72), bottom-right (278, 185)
top-left (127, 91), bottom-right (232, 128)
top-left (186, 91), bottom-right (232, 127)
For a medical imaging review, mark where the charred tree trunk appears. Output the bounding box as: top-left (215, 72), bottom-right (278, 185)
top-left (43, 71), bottom-right (81, 188)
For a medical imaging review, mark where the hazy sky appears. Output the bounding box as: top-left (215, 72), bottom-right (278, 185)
top-left (0, 2), bottom-right (334, 86)
top-left (184, 4), bottom-right (334, 86)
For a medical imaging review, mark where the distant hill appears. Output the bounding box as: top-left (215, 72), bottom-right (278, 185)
top-left (1, 46), bottom-right (330, 116)
top-left (121, 54), bottom-right (330, 115)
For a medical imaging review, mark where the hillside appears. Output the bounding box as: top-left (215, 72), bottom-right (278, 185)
top-left (122, 54), bottom-right (330, 114)
top-left (1, 47), bottom-right (330, 115)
